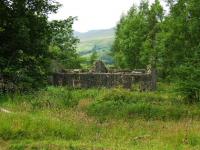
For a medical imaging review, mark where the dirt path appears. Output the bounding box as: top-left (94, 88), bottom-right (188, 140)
top-left (0, 107), bottom-right (12, 113)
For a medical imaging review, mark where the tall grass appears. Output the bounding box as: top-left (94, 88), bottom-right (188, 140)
top-left (0, 113), bottom-right (79, 141)
top-left (1, 84), bottom-right (200, 149)
top-left (87, 87), bottom-right (200, 120)
top-left (0, 86), bottom-right (80, 111)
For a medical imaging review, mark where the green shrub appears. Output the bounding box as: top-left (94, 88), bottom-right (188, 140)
top-left (86, 87), bottom-right (199, 120)
top-left (100, 88), bottom-right (132, 103)
top-left (45, 86), bottom-right (79, 107)
top-left (188, 134), bottom-right (200, 146)
top-left (87, 88), bottom-right (132, 118)
top-left (176, 64), bottom-right (200, 103)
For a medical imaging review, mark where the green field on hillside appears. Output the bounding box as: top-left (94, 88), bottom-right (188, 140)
top-left (75, 29), bottom-right (114, 65)
top-left (1, 84), bottom-right (200, 150)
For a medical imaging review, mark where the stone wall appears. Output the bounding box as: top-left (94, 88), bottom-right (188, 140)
top-left (52, 61), bottom-right (157, 91)
top-left (53, 72), bottom-right (154, 91)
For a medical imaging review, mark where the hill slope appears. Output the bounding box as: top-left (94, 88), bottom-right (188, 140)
top-left (74, 28), bottom-right (115, 41)
top-left (74, 28), bottom-right (115, 65)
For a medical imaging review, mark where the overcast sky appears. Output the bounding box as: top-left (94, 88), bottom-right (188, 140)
top-left (49, 0), bottom-right (166, 32)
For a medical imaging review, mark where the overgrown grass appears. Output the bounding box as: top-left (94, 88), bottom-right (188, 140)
top-left (1, 84), bottom-right (200, 149)
top-left (87, 87), bottom-right (200, 120)
top-left (1, 87), bottom-right (80, 110)
top-left (0, 113), bottom-right (78, 141)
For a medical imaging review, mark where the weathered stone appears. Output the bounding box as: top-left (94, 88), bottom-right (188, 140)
top-left (92, 60), bottom-right (108, 73)
top-left (52, 61), bottom-right (157, 91)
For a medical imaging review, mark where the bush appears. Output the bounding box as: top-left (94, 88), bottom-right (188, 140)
top-left (45, 86), bottom-right (79, 107)
top-left (87, 87), bottom-right (199, 120)
top-left (176, 64), bottom-right (200, 103)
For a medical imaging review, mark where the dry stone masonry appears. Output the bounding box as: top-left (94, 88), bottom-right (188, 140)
top-left (52, 61), bottom-right (156, 91)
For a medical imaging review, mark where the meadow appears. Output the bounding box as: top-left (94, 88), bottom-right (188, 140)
top-left (1, 84), bottom-right (200, 150)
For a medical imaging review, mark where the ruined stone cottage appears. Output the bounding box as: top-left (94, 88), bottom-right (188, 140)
top-left (52, 61), bottom-right (156, 91)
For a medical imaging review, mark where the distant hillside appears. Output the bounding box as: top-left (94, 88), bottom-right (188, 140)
top-left (74, 28), bottom-right (115, 66)
top-left (74, 28), bottom-right (115, 41)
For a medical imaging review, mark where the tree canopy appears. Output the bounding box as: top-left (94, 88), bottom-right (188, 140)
top-left (112, 0), bottom-right (200, 101)
top-left (0, 0), bottom-right (80, 90)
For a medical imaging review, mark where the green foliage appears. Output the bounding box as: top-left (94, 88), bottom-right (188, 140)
top-left (89, 50), bottom-right (98, 66)
top-left (112, 0), bottom-right (200, 102)
top-left (163, 0), bottom-right (200, 102)
top-left (141, 0), bottom-right (164, 68)
top-left (188, 134), bottom-right (200, 147)
top-left (0, 113), bottom-right (79, 141)
top-left (76, 29), bottom-right (114, 67)
top-left (113, 1), bottom-right (159, 69)
top-left (49, 17), bottom-right (81, 71)
top-left (80, 43), bottom-right (113, 67)
top-left (0, 1), bottom-right (81, 91)
top-left (113, 0), bottom-right (164, 69)
top-left (0, 0), bottom-right (60, 90)
top-left (87, 87), bottom-right (200, 120)
top-left (1, 86), bottom-right (200, 149)
top-left (2, 86), bottom-right (80, 110)
top-left (0, 27), bottom-right (4, 32)
top-left (113, 6), bottom-right (146, 68)
top-left (176, 64), bottom-right (200, 103)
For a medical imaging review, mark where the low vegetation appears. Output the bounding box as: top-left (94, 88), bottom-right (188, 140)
top-left (1, 84), bottom-right (200, 149)
top-left (0, 0), bottom-right (200, 149)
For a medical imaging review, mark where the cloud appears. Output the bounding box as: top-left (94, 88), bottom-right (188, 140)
top-left (49, 0), bottom-right (166, 32)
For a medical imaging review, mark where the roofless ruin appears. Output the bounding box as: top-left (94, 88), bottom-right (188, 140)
top-left (52, 61), bottom-right (156, 91)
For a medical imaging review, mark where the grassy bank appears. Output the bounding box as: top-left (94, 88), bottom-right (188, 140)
top-left (1, 84), bottom-right (200, 149)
